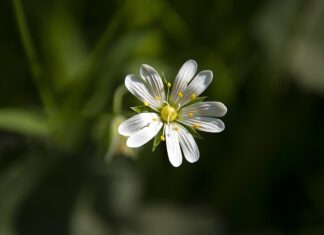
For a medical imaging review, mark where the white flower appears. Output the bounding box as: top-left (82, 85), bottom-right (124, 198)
top-left (118, 60), bottom-right (227, 167)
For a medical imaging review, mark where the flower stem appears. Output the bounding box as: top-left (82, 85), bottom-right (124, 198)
top-left (113, 85), bottom-right (127, 114)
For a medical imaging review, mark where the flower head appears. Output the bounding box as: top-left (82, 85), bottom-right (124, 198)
top-left (118, 60), bottom-right (227, 167)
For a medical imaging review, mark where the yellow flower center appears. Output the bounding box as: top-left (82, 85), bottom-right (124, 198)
top-left (161, 105), bottom-right (178, 122)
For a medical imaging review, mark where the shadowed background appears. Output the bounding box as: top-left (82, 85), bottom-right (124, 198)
top-left (0, 0), bottom-right (324, 234)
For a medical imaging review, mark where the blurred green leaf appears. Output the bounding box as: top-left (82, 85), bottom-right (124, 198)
top-left (180, 96), bottom-right (206, 108)
top-left (41, 2), bottom-right (87, 91)
top-left (257, 0), bottom-right (324, 92)
top-left (0, 109), bottom-right (49, 137)
top-left (82, 30), bottom-right (152, 117)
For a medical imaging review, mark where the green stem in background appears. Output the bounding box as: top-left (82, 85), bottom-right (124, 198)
top-left (12, 0), bottom-right (56, 118)
top-left (113, 85), bottom-right (127, 114)
top-left (65, 7), bottom-right (124, 114)
top-left (85, 8), bottom-right (124, 78)
top-left (12, 0), bottom-right (42, 85)
top-left (74, 8), bottom-right (124, 90)
top-left (105, 85), bottom-right (128, 163)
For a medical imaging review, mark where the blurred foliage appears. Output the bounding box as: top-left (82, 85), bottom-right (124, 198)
top-left (0, 0), bottom-right (323, 234)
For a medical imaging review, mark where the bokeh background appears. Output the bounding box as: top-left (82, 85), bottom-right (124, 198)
top-left (1, 0), bottom-right (324, 234)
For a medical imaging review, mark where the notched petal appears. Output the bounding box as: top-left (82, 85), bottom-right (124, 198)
top-left (165, 124), bottom-right (183, 167)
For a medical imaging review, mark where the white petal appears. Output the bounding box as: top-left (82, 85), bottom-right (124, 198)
top-left (180, 101), bottom-right (227, 118)
top-left (165, 123), bottom-right (182, 167)
top-left (179, 70), bottom-right (213, 106)
top-left (140, 64), bottom-right (166, 103)
top-left (170, 60), bottom-right (197, 105)
top-left (126, 119), bottom-right (163, 148)
top-left (178, 116), bottom-right (225, 133)
top-left (125, 74), bottom-right (162, 110)
top-left (118, 113), bottom-right (160, 136)
top-left (177, 124), bottom-right (200, 163)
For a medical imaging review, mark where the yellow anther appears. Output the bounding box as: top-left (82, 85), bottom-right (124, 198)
top-left (193, 123), bottom-right (200, 129)
top-left (188, 112), bottom-right (194, 117)
top-left (156, 96), bottom-right (161, 101)
top-left (160, 135), bottom-right (165, 141)
top-left (178, 91), bottom-right (183, 98)
top-left (152, 118), bottom-right (158, 122)
top-left (173, 127), bottom-right (179, 131)
top-left (144, 102), bottom-right (149, 106)
top-left (190, 93), bottom-right (197, 101)
top-left (167, 82), bottom-right (172, 88)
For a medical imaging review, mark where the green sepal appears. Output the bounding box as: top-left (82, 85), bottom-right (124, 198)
top-left (152, 127), bottom-right (164, 152)
top-left (131, 105), bottom-right (152, 113)
top-left (161, 71), bottom-right (168, 84)
top-left (180, 123), bottom-right (204, 140)
top-left (182, 96), bottom-right (207, 107)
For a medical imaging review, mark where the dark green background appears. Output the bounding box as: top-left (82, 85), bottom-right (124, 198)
top-left (1, 0), bottom-right (323, 234)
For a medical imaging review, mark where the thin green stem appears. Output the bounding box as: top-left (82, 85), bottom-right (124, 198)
top-left (113, 85), bottom-right (127, 114)
top-left (75, 7), bottom-right (124, 85)
top-left (12, 0), bottom-right (42, 83)
top-left (12, 0), bottom-right (56, 115)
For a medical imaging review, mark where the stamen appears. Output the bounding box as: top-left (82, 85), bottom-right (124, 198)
top-left (178, 91), bottom-right (183, 98)
top-left (160, 135), bottom-right (165, 141)
top-left (156, 96), bottom-right (161, 101)
top-left (176, 103), bottom-right (181, 111)
top-left (144, 102), bottom-right (149, 106)
top-left (190, 93), bottom-right (197, 101)
top-left (166, 83), bottom-right (171, 102)
top-left (193, 123), bottom-right (200, 129)
top-left (162, 101), bottom-right (169, 106)
top-left (167, 113), bottom-right (171, 124)
top-left (188, 112), bottom-right (194, 117)
top-left (172, 127), bottom-right (179, 131)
